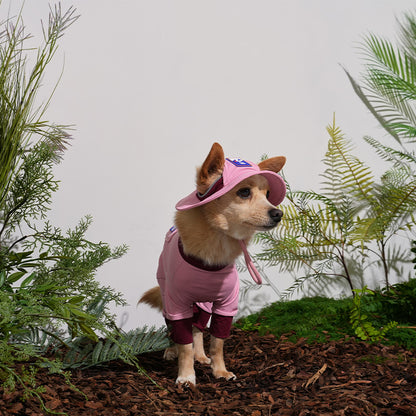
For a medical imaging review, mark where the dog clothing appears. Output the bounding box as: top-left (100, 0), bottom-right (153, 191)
top-left (158, 156), bottom-right (287, 344)
top-left (157, 226), bottom-right (239, 344)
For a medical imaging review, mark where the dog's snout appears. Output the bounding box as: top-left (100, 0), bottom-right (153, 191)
top-left (269, 208), bottom-right (283, 223)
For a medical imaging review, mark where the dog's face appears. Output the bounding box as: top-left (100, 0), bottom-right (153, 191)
top-left (201, 175), bottom-right (283, 240)
top-left (197, 143), bottom-right (286, 240)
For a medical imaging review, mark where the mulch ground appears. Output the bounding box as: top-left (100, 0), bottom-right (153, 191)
top-left (1, 328), bottom-right (416, 415)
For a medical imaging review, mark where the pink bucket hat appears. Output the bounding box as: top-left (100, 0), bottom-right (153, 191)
top-left (176, 158), bottom-right (286, 211)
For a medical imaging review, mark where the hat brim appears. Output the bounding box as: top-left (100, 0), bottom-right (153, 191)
top-left (175, 169), bottom-right (286, 211)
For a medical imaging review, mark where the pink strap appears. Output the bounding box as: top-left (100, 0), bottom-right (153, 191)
top-left (238, 240), bottom-right (262, 285)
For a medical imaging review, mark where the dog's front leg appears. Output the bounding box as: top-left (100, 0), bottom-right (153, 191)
top-left (193, 327), bottom-right (211, 365)
top-left (209, 336), bottom-right (236, 381)
top-left (176, 343), bottom-right (196, 386)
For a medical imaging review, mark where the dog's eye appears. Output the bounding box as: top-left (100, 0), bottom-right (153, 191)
top-left (237, 188), bottom-right (251, 199)
top-left (266, 190), bottom-right (270, 199)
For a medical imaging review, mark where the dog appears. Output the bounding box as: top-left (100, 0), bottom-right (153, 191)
top-left (139, 142), bottom-right (286, 386)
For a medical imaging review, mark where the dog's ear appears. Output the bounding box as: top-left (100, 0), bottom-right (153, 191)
top-left (196, 142), bottom-right (225, 193)
top-left (258, 156), bottom-right (286, 173)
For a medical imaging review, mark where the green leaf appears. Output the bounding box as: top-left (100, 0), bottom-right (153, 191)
top-left (67, 304), bottom-right (93, 319)
top-left (0, 271), bottom-right (6, 287)
top-left (78, 323), bottom-right (99, 342)
top-left (67, 296), bottom-right (85, 304)
top-left (20, 273), bottom-right (36, 288)
top-left (33, 282), bottom-right (60, 292)
top-left (6, 271), bottom-right (26, 284)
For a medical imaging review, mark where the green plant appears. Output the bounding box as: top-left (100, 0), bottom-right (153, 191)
top-left (0, 4), bottom-right (167, 412)
top-left (61, 326), bottom-right (169, 370)
top-left (255, 117), bottom-right (416, 298)
top-left (353, 276), bottom-right (416, 322)
top-left (349, 276), bottom-right (416, 343)
top-left (0, 6), bottom-right (73, 230)
top-left (0, 218), bottom-right (133, 411)
top-left (350, 287), bottom-right (398, 342)
top-left (345, 12), bottom-right (416, 145)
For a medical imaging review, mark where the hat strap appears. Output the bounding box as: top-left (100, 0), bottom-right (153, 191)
top-left (238, 240), bottom-right (262, 285)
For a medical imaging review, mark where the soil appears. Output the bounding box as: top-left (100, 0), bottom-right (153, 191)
top-left (1, 328), bottom-right (415, 416)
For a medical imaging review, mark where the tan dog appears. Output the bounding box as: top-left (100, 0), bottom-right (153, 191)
top-left (139, 143), bottom-right (286, 386)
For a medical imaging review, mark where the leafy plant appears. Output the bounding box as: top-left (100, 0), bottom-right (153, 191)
top-left (61, 326), bottom-right (169, 370)
top-left (361, 278), bottom-right (416, 324)
top-left (349, 277), bottom-right (416, 343)
top-left (0, 6), bottom-right (73, 230)
top-left (345, 12), bottom-right (416, 145)
top-left (350, 287), bottom-right (398, 342)
top-left (255, 116), bottom-right (415, 298)
top-left (0, 4), bottom-right (167, 412)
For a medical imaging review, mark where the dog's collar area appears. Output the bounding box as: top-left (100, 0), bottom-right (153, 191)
top-left (196, 175), bottom-right (224, 202)
top-left (178, 238), bottom-right (227, 271)
top-left (178, 237), bottom-right (262, 285)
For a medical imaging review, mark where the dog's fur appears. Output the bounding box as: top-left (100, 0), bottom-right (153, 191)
top-left (139, 142), bottom-right (285, 386)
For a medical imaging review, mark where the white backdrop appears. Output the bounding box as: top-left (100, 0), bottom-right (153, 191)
top-left (6, 0), bottom-right (416, 330)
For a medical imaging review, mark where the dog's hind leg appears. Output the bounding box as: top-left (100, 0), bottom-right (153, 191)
top-left (192, 327), bottom-right (211, 365)
top-left (163, 344), bottom-right (178, 360)
top-left (210, 336), bottom-right (236, 381)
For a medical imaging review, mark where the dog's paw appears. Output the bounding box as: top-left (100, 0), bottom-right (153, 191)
top-left (195, 354), bottom-right (211, 365)
top-left (213, 370), bottom-right (236, 381)
top-left (163, 346), bottom-right (178, 361)
top-left (175, 374), bottom-right (196, 387)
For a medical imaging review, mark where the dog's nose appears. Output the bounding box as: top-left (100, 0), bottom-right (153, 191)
top-left (269, 208), bottom-right (283, 223)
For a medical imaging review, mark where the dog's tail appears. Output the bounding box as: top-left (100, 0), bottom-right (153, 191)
top-left (138, 286), bottom-right (163, 311)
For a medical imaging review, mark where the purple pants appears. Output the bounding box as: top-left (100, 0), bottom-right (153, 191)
top-left (165, 304), bottom-right (233, 345)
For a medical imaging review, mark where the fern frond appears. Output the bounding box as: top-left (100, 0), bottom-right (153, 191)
top-left (364, 136), bottom-right (416, 168)
top-left (384, 180), bottom-right (416, 228)
top-left (352, 170), bottom-right (416, 242)
top-left (323, 118), bottom-right (375, 201)
top-left (280, 273), bottom-right (317, 299)
top-left (279, 267), bottom-right (345, 300)
top-left (61, 326), bottom-right (169, 369)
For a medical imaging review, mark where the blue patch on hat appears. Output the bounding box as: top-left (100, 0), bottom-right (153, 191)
top-left (227, 158), bottom-right (252, 167)
top-left (169, 226), bottom-right (176, 233)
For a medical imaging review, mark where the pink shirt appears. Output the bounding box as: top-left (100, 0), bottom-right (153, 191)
top-left (156, 227), bottom-right (239, 321)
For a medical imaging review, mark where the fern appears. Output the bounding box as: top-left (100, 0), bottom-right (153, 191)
top-left (364, 136), bottom-right (416, 168)
top-left (323, 118), bottom-right (374, 201)
top-left (256, 117), bottom-right (416, 297)
top-left (61, 326), bottom-right (169, 369)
